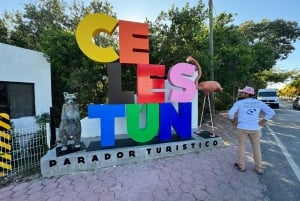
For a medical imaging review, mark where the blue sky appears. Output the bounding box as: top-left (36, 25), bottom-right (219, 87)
top-left (1, 0), bottom-right (299, 70)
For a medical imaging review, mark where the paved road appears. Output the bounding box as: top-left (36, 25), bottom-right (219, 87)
top-left (1, 145), bottom-right (267, 201)
top-left (2, 101), bottom-right (299, 201)
top-left (259, 100), bottom-right (300, 201)
top-left (0, 111), bottom-right (269, 201)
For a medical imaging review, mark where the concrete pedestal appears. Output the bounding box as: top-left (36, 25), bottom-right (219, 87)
top-left (41, 130), bottom-right (222, 177)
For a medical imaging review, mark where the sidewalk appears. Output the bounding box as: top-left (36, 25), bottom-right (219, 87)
top-left (0, 112), bottom-right (266, 201)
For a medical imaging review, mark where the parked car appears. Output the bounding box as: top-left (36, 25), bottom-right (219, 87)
top-left (257, 88), bottom-right (279, 109)
top-left (293, 96), bottom-right (300, 110)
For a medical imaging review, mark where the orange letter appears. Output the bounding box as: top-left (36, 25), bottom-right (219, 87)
top-left (76, 13), bottom-right (119, 63)
top-left (119, 20), bottom-right (149, 64)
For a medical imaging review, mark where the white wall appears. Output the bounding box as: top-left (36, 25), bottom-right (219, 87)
top-left (0, 43), bottom-right (52, 129)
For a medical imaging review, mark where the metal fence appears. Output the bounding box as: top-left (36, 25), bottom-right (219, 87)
top-left (0, 125), bottom-right (48, 184)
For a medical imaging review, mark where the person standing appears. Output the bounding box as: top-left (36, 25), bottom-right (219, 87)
top-left (228, 86), bottom-right (275, 174)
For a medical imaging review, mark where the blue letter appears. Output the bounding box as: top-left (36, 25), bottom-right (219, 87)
top-left (88, 104), bottom-right (125, 147)
top-left (158, 102), bottom-right (192, 141)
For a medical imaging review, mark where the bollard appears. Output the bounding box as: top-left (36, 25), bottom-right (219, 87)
top-left (0, 113), bottom-right (12, 177)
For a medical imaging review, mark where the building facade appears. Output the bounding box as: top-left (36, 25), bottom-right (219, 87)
top-left (0, 43), bottom-right (52, 129)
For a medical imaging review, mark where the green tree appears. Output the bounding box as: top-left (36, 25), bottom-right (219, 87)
top-left (1, 0), bottom-right (299, 116)
top-left (289, 74), bottom-right (300, 95)
top-left (255, 68), bottom-right (297, 89)
top-left (149, 1), bottom-right (208, 70)
top-left (213, 13), bottom-right (255, 105)
top-left (148, 0), bottom-right (216, 114)
top-left (0, 19), bottom-right (8, 43)
top-left (239, 19), bottom-right (300, 60)
top-left (149, 2), bottom-right (300, 109)
top-left (1, 0), bottom-right (117, 121)
top-left (2, 0), bottom-right (67, 49)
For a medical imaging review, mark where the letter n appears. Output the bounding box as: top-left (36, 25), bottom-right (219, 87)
top-left (158, 102), bottom-right (192, 141)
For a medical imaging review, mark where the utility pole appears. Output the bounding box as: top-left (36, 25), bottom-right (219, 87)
top-left (208, 0), bottom-right (215, 119)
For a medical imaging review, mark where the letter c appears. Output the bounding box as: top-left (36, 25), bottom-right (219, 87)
top-left (75, 13), bottom-right (119, 63)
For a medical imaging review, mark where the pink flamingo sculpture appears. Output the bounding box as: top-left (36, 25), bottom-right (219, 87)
top-left (186, 56), bottom-right (223, 137)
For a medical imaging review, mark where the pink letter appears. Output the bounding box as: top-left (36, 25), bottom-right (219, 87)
top-left (168, 63), bottom-right (197, 102)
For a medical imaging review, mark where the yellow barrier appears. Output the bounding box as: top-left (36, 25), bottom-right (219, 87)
top-left (0, 113), bottom-right (11, 177)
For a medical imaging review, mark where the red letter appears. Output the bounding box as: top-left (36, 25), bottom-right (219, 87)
top-left (137, 64), bottom-right (165, 103)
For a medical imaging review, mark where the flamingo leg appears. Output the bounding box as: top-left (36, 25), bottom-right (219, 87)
top-left (207, 94), bottom-right (215, 137)
top-left (197, 95), bottom-right (206, 133)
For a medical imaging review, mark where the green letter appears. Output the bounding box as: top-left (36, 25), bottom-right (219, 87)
top-left (126, 104), bottom-right (159, 143)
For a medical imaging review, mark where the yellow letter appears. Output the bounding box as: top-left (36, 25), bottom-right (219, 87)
top-left (76, 13), bottom-right (118, 63)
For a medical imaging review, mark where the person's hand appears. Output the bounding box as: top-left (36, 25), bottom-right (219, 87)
top-left (259, 119), bottom-right (267, 126)
top-left (230, 119), bottom-right (237, 126)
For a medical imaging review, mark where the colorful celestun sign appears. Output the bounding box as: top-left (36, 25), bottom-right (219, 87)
top-left (75, 13), bottom-right (198, 147)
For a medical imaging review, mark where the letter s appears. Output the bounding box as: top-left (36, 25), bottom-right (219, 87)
top-left (168, 63), bottom-right (197, 102)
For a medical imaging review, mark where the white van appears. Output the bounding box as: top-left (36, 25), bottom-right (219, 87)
top-left (257, 88), bottom-right (279, 109)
